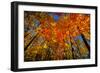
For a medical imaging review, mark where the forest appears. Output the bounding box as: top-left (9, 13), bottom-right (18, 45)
top-left (24, 11), bottom-right (90, 61)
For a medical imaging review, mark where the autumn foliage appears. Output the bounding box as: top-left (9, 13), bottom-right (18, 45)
top-left (24, 11), bottom-right (90, 61)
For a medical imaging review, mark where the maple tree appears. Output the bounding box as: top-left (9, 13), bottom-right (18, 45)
top-left (24, 11), bottom-right (90, 61)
